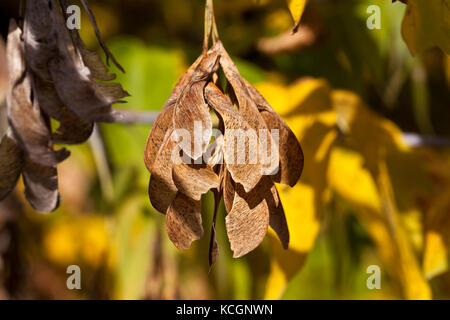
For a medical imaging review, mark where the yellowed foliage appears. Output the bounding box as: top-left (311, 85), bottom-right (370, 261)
top-left (401, 0), bottom-right (450, 55)
top-left (423, 188), bottom-right (450, 279)
top-left (256, 77), bottom-right (440, 300)
top-left (328, 147), bottom-right (431, 299)
top-left (287, 0), bottom-right (308, 29)
top-left (44, 216), bottom-right (109, 268)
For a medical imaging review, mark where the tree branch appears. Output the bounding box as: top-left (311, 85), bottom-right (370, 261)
top-left (112, 109), bottom-right (159, 124)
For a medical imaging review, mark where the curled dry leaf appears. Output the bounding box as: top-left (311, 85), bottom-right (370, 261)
top-left (204, 82), bottom-right (262, 192)
top-left (166, 192), bottom-right (204, 250)
top-left (1, 1), bottom-right (128, 212)
top-left (172, 163), bottom-right (219, 201)
top-left (144, 56), bottom-right (203, 171)
top-left (217, 42), bottom-right (278, 178)
top-left (0, 130), bottom-right (23, 200)
top-left (148, 131), bottom-right (180, 214)
top-left (172, 49), bottom-right (220, 160)
top-left (244, 78), bottom-right (304, 186)
top-left (22, 158), bottom-right (60, 213)
top-left (47, 0), bottom-right (128, 122)
top-left (7, 20), bottom-right (69, 167)
top-left (226, 180), bottom-right (270, 258)
top-left (33, 77), bottom-right (94, 145)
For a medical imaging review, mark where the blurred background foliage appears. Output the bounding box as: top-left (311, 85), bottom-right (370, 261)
top-left (0, 0), bottom-right (449, 300)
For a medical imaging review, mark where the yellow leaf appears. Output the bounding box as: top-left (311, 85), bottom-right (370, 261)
top-left (328, 147), bottom-right (432, 299)
top-left (255, 78), bottom-right (331, 117)
top-left (401, 0), bottom-right (450, 55)
top-left (287, 0), bottom-right (309, 30)
top-left (423, 189), bottom-right (450, 279)
top-left (332, 90), bottom-right (406, 173)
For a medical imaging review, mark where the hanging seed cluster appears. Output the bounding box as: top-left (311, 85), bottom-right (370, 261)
top-left (145, 39), bottom-right (304, 262)
top-left (0, 0), bottom-right (128, 213)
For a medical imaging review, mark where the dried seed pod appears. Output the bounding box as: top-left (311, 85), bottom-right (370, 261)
top-left (145, 2), bottom-right (303, 263)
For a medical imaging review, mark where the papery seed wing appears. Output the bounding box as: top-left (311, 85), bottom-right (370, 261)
top-left (173, 82), bottom-right (212, 160)
top-left (145, 106), bottom-right (175, 172)
top-left (145, 56), bottom-right (204, 171)
top-left (172, 50), bottom-right (220, 160)
top-left (244, 79), bottom-right (304, 186)
top-left (225, 181), bottom-right (270, 258)
top-left (217, 42), bottom-right (277, 176)
top-left (204, 82), bottom-right (262, 192)
top-left (166, 192), bottom-right (204, 250)
top-left (22, 157), bottom-right (60, 213)
top-left (6, 21), bottom-right (69, 166)
top-left (0, 129), bottom-right (23, 200)
top-left (148, 130), bottom-right (179, 214)
top-left (164, 55), bottom-right (204, 111)
top-left (172, 163), bottom-right (219, 201)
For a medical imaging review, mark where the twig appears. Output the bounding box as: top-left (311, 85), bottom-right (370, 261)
top-left (402, 133), bottom-right (450, 148)
top-left (112, 109), bottom-right (159, 125)
top-left (79, 0), bottom-right (125, 73)
top-left (88, 124), bottom-right (114, 202)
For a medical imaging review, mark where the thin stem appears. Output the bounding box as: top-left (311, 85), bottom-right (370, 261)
top-left (88, 124), bottom-right (114, 202)
top-left (211, 3), bottom-right (220, 44)
top-left (203, 0), bottom-right (213, 52)
top-left (203, 0), bottom-right (219, 51)
top-left (18, 0), bottom-right (25, 28)
top-left (80, 0), bottom-right (125, 73)
top-left (208, 190), bottom-right (221, 270)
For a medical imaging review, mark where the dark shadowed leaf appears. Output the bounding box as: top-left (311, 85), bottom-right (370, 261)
top-left (22, 157), bottom-right (60, 213)
top-left (33, 77), bottom-right (94, 145)
top-left (7, 21), bottom-right (69, 166)
top-left (267, 184), bottom-right (289, 249)
top-left (0, 129), bottom-right (23, 200)
top-left (222, 168), bottom-right (235, 214)
top-left (48, 0), bottom-right (128, 122)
